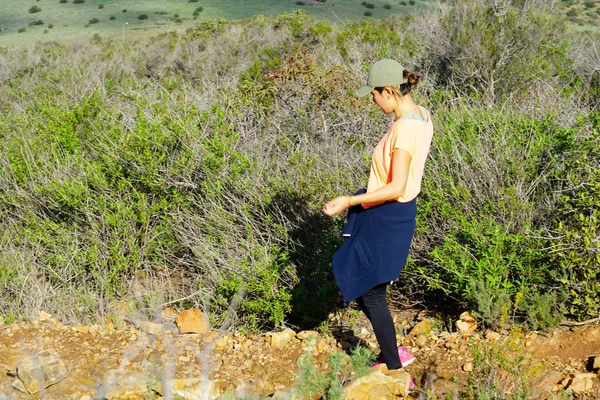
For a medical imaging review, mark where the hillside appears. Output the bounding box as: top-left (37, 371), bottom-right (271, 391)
top-left (0, 0), bottom-right (599, 397)
top-left (0, 0), bottom-right (437, 46)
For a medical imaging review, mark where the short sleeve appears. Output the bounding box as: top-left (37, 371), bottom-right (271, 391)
top-left (390, 122), bottom-right (416, 156)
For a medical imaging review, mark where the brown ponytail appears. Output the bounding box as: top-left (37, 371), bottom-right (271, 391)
top-left (400, 71), bottom-right (420, 95)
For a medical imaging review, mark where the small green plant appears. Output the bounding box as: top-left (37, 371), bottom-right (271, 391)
top-left (175, 18), bottom-right (183, 23)
top-left (364, 2), bottom-right (375, 9)
top-left (48, 23), bottom-right (54, 28)
top-left (193, 6), bottom-right (203, 17)
top-left (400, 0), bottom-right (407, 5)
top-left (295, 338), bottom-right (376, 400)
top-left (364, 11), bottom-right (373, 16)
top-left (109, 15), bottom-right (115, 20)
top-left (138, 14), bottom-right (148, 20)
top-left (4, 313), bottom-right (15, 325)
top-left (29, 20), bottom-right (44, 26)
top-left (29, 5), bottom-right (42, 13)
top-left (296, 1), bottom-right (306, 5)
top-left (18, 27), bottom-right (26, 33)
top-left (409, 0), bottom-right (415, 4)
top-left (73, 0), bottom-right (85, 4)
top-left (189, 0), bottom-right (199, 2)
top-left (89, 18), bottom-right (100, 24)
top-left (59, 0), bottom-right (68, 3)
top-left (98, 4), bottom-right (104, 9)
top-left (384, 4), bottom-right (392, 9)
top-left (122, 8), bottom-right (126, 12)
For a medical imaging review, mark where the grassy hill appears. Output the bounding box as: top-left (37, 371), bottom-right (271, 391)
top-left (0, 0), bottom-right (437, 46)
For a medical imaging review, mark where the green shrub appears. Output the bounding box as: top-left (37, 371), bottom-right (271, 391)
top-left (400, 0), bottom-right (407, 5)
top-left (73, 0), bottom-right (84, 4)
top-left (365, 3), bottom-right (375, 9)
top-left (48, 23), bottom-right (54, 28)
top-left (384, 4), bottom-right (392, 9)
top-left (29, 5), bottom-right (42, 13)
top-left (29, 20), bottom-right (44, 26)
top-left (364, 11), bottom-right (372, 16)
top-left (17, 27), bottom-right (26, 33)
top-left (296, 1), bottom-right (306, 5)
top-left (98, 4), bottom-right (104, 9)
top-left (409, 0), bottom-right (415, 4)
top-left (59, 0), bottom-right (67, 3)
top-left (549, 114), bottom-right (600, 320)
top-left (89, 18), bottom-right (100, 24)
top-left (193, 6), bottom-right (203, 17)
top-left (175, 18), bottom-right (183, 23)
top-left (109, 15), bottom-right (115, 20)
top-left (138, 14), bottom-right (148, 20)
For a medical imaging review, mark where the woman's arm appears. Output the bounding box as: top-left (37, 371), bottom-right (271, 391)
top-left (323, 149), bottom-right (412, 216)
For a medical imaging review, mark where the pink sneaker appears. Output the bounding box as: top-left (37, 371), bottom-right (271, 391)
top-left (398, 345), bottom-right (415, 367)
top-left (408, 376), bottom-right (416, 392)
top-left (372, 346), bottom-right (415, 368)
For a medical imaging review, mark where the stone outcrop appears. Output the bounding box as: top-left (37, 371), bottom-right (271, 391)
top-left (176, 308), bottom-right (210, 334)
top-left (342, 365), bottom-right (411, 400)
top-left (14, 349), bottom-right (68, 394)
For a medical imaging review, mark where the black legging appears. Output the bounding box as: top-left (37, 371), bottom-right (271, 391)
top-left (355, 282), bottom-right (401, 369)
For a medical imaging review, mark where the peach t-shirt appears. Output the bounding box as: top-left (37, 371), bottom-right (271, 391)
top-left (363, 107), bottom-right (433, 208)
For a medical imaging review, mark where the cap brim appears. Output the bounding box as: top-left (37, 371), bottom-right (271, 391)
top-left (355, 85), bottom-right (373, 97)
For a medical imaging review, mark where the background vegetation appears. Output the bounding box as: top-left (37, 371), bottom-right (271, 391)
top-left (0, 0), bottom-right (598, 332)
top-left (0, 0), bottom-right (439, 46)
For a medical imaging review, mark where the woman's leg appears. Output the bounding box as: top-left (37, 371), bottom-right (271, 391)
top-left (356, 282), bottom-right (401, 369)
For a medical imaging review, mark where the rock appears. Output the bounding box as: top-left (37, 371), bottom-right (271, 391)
top-left (176, 308), bottom-right (209, 334)
top-left (36, 311), bottom-right (52, 322)
top-left (456, 311), bottom-right (478, 334)
top-left (89, 325), bottom-right (100, 335)
top-left (12, 378), bottom-right (28, 393)
top-left (531, 371), bottom-right (564, 398)
top-left (296, 330), bottom-right (319, 341)
top-left (161, 306), bottom-right (179, 322)
top-left (215, 336), bottom-right (230, 350)
top-left (99, 369), bottom-right (149, 399)
top-left (202, 330), bottom-right (218, 344)
top-left (154, 378), bottom-right (221, 399)
top-left (343, 365), bottom-right (412, 399)
top-left (462, 362), bottom-right (473, 372)
top-left (593, 355), bottom-right (600, 371)
top-left (269, 328), bottom-right (296, 349)
top-left (409, 320), bottom-right (433, 336)
top-left (569, 376), bottom-right (593, 393)
top-left (16, 349), bottom-right (68, 394)
top-left (415, 334), bottom-right (428, 347)
top-left (138, 321), bottom-right (165, 336)
top-left (485, 330), bottom-right (502, 341)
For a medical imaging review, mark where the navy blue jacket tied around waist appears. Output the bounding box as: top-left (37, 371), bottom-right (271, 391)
top-left (333, 189), bottom-right (417, 303)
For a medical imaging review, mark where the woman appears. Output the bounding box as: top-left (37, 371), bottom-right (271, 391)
top-left (323, 58), bottom-right (434, 372)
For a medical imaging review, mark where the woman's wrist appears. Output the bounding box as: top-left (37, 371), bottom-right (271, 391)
top-left (347, 196), bottom-right (352, 208)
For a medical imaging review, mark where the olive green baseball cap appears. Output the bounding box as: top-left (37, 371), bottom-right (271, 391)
top-left (356, 58), bottom-right (405, 97)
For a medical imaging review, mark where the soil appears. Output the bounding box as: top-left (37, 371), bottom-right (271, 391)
top-left (0, 307), bottom-right (599, 399)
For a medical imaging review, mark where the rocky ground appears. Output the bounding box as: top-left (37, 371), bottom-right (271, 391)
top-left (0, 305), bottom-right (599, 399)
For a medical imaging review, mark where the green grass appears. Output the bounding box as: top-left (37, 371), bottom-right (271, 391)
top-left (0, 0), bottom-right (438, 46)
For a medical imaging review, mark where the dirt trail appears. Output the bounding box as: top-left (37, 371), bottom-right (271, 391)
top-left (0, 308), bottom-right (599, 399)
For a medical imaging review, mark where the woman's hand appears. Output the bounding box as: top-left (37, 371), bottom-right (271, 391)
top-left (323, 196), bottom-right (351, 217)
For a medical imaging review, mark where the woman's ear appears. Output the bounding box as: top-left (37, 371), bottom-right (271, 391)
top-left (382, 87), bottom-right (392, 99)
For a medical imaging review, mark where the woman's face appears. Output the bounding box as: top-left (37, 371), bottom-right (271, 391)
top-left (371, 88), bottom-right (395, 114)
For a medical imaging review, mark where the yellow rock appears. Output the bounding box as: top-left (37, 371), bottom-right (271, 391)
top-left (176, 308), bottom-right (209, 334)
top-left (343, 365), bottom-right (411, 400)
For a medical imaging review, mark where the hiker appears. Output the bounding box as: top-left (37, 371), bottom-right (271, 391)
top-left (323, 59), bottom-right (434, 374)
